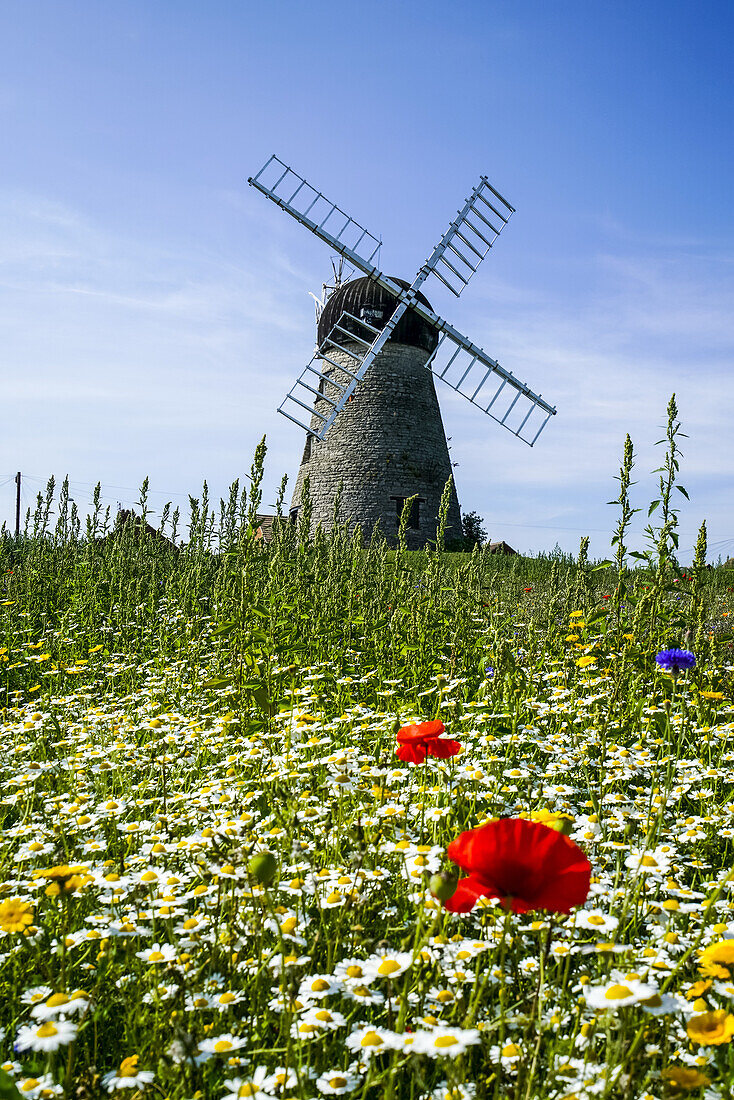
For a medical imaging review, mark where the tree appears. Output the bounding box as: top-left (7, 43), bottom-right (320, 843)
top-left (461, 511), bottom-right (487, 549)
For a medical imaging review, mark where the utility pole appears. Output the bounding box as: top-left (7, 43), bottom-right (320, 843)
top-left (15, 471), bottom-right (21, 537)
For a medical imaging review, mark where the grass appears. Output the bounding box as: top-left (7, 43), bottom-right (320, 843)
top-left (1, 422), bottom-right (734, 1099)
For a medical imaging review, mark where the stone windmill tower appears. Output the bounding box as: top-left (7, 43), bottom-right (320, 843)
top-left (290, 276), bottom-right (461, 548)
top-left (248, 157), bottom-right (557, 545)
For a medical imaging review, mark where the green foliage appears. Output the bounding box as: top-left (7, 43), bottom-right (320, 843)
top-left (461, 510), bottom-right (487, 550)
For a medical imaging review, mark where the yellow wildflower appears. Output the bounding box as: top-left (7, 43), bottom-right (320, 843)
top-left (0, 898), bottom-right (34, 934)
top-left (699, 940), bottom-right (734, 979)
top-left (661, 1066), bottom-right (710, 1090)
top-left (686, 1009), bottom-right (734, 1046)
top-left (32, 864), bottom-right (91, 897)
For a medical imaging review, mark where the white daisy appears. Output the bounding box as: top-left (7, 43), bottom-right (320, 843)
top-left (584, 978), bottom-right (658, 1010)
top-left (315, 1068), bottom-right (361, 1094)
top-left (31, 990), bottom-right (90, 1020)
top-left (135, 941), bottom-right (178, 964)
top-left (102, 1055), bottom-right (155, 1093)
top-left (298, 974), bottom-right (341, 999)
top-left (221, 1066), bottom-right (272, 1099)
top-left (573, 910), bottom-right (620, 933)
top-left (344, 1026), bottom-right (401, 1055)
top-left (362, 950), bottom-right (413, 982)
top-left (408, 1026), bottom-right (481, 1058)
top-left (15, 1019), bottom-right (78, 1052)
top-left (197, 1033), bottom-right (248, 1055)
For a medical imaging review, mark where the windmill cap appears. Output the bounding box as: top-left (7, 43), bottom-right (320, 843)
top-left (317, 276), bottom-right (439, 354)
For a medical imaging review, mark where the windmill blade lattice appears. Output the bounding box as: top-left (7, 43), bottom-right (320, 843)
top-left (421, 178), bottom-right (515, 298)
top-left (278, 311), bottom-right (384, 437)
top-left (424, 330), bottom-right (553, 446)
top-left (248, 155), bottom-right (382, 276)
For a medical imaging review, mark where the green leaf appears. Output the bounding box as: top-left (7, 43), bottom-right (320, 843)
top-left (648, 501), bottom-right (661, 517)
top-left (0, 1069), bottom-right (24, 1100)
top-left (592, 561), bottom-right (613, 571)
top-left (676, 485), bottom-right (690, 499)
top-left (213, 620), bottom-right (237, 637)
top-left (203, 676), bottom-right (235, 689)
top-left (252, 686), bottom-right (270, 710)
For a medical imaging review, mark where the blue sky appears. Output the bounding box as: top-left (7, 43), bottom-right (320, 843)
top-left (2, 1), bottom-right (733, 558)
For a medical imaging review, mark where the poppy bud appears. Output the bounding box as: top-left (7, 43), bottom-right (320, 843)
top-left (546, 816), bottom-right (574, 836)
top-left (430, 872), bottom-right (458, 902)
top-left (248, 851), bottom-right (277, 884)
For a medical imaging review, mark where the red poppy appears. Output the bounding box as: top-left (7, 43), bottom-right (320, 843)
top-left (443, 818), bottom-right (591, 914)
top-left (602, 594), bottom-right (609, 600)
top-left (523, 587), bottom-right (533, 593)
top-left (396, 720), bottom-right (462, 764)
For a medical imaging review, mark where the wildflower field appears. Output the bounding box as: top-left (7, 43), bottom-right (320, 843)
top-left (2, 414), bottom-right (734, 1100)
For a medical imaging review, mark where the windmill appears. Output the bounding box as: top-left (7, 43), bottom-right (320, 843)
top-left (248, 155), bottom-right (556, 547)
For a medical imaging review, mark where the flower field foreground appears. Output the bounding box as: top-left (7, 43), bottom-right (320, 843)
top-left (2, 453), bottom-right (734, 1097)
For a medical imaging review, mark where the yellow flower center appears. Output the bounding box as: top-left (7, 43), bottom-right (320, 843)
top-left (378, 959), bottom-right (401, 976)
top-left (214, 1040), bottom-right (233, 1052)
top-left (45, 994), bottom-right (70, 1008)
top-left (434, 1035), bottom-right (459, 1048)
top-left (311, 979), bottom-right (330, 992)
top-left (502, 1043), bottom-right (521, 1057)
top-left (605, 984), bottom-right (634, 1000)
top-left (329, 1078), bottom-right (347, 1089)
top-left (148, 951), bottom-right (165, 962)
top-left (587, 914), bottom-right (605, 926)
top-left (37, 1023), bottom-right (58, 1038)
top-left (346, 965), bottom-right (363, 978)
top-left (119, 1056), bottom-right (139, 1076)
top-left (361, 1031), bottom-right (383, 1047)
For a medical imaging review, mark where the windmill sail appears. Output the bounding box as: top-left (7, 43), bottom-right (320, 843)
top-left (421, 178), bottom-right (515, 297)
top-left (248, 155), bottom-right (382, 276)
top-left (424, 329), bottom-right (553, 446)
top-left (278, 300), bottom-right (412, 439)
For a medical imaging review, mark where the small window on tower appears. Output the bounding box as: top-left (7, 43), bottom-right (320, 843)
top-left (392, 496), bottom-right (422, 530)
top-left (289, 508), bottom-right (299, 525)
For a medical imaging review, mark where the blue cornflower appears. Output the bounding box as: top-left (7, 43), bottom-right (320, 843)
top-left (485, 665), bottom-right (495, 680)
top-left (655, 648), bottom-right (696, 674)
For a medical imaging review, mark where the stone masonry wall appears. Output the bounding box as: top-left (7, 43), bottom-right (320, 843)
top-left (290, 341), bottom-right (461, 549)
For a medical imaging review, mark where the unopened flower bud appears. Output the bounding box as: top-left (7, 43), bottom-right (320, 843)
top-left (547, 816), bottom-right (574, 836)
top-left (248, 851), bottom-right (277, 884)
top-left (429, 872), bottom-right (458, 902)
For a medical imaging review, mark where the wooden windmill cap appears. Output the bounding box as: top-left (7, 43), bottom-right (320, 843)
top-left (317, 276), bottom-right (439, 353)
